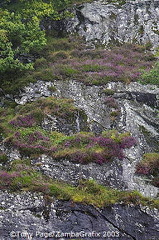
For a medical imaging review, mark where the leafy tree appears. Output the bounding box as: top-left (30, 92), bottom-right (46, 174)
top-left (0, 0), bottom-right (71, 73)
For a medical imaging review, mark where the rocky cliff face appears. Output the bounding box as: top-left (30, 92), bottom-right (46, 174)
top-left (66, 0), bottom-right (159, 48)
top-left (15, 80), bottom-right (159, 198)
top-left (1, 79), bottom-right (159, 239)
top-left (0, 1), bottom-right (159, 240)
top-left (1, 191), bottom-right (159, 240)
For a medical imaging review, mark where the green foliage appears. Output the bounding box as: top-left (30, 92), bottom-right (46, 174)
top-left (47, 85), bottom-right (57, 92)
top-left (0, 0), bottom-right (73, 74)
top-left (33, 57), bottom-right (48, 70)
top-left (81, 64), bottom-right (105, 72)
top-left (139, 62), bottom-right (159, 86)
top-left (0, 152), bottom-right (8, 164)
top-left (0, 9), bottom-right (45, 72)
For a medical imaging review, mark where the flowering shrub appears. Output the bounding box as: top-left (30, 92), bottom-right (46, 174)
top-left (50, 43), bottom-right (155, 85)
top-left (2, 99), bottom-right (136, 164)
top-left (10, 130), bottom-right (55, 155)
top-left (7, 128), bottom-right (137, 164)
top-left (17, 97), bottom-right (77, 120)
top-left (120, 136), bottom-right (137, 149)
top-left (9, 114), bottom-right (36, 127)
top-left (57, 133), bottom-right (136, 164)
top-left (136, 153), bottom-right (159, 187)
top-left (0, 171), bottom-right (20, 190)
top-left (1, 160), bottom-right (158, 209)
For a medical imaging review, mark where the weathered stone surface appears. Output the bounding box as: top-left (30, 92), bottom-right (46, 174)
top-left (42, 109), bottom-right (89, 135)
top-left (32, 154), bottom-right (126, 189)
top-left (14, 80), bottom-right (159, 198)
top-left (0, 191), bottom-right (159, 240)
top-left (66, 0), bottom-right (159, 48)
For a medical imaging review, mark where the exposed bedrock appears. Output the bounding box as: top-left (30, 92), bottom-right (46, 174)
top-left (65, 0), bottom-right (159, 48)
top-left (13, 80), bottom-right (159, 198)
top-left (0, 191), bottom-right (159, 240)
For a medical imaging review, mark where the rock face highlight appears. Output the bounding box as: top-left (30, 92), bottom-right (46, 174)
top-left (67, 0), bottom-right (159, 48)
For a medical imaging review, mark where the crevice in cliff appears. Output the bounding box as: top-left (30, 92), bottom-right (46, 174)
top-left (76, 8), bottom-right (97, 32)
top-left (67, 205), bottom-right (137, 240)
top-left (95, 207), bottom-right (137, 240)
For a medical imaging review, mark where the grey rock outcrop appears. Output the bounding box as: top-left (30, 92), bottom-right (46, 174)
top-left (66, 0), bottom-right (159, 48)
top-left (15, 80), bottom-right (159, 198)
top-left (0, 191), bottom-right (159, 240)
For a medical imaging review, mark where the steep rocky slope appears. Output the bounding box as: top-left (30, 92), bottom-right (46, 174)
top-left (0, 79), bottom-right (158, 240)
top-left (0, 1), bottom-right (159, 240)
top-left (15, 80), bottom-right (159, 197)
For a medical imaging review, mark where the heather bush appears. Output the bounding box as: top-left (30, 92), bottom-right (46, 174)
top-left (16, 97), bottom-right (77, 119)
top-left (9, 114), bottom-right (36, 127)
top-left (81, 64), bottom-right (106, 72)
top-left (120, 136), bottom-right (137, 149)
top-left (46, 41), bottom-right (155, 86)
top-left (2, 33), bottom-right (156, 94)
top-left (136, 152), bottom-right (159, 187)
top-left (0, 171), bottom-right (20, 190)
top-left (34, 57), bottom-right (48, 70)
top-left (53, 51), bottom-right (69, 60)
top-left (47, 85), bottom-right (57, 92)
top-left (6, 127), bottom-right (137, 163)
top-left (54, 65), bottom-right (79, 78)
top-left (53, 132), bottom-right (136, 164)
top-left (32, 68), bottom-right (53, 81)
top-left (1, 99), bottom-right (136, 163)
top-left (8, 109), bottom-right (44, 129)
top-left (0, 159), bottom-right (158, 209)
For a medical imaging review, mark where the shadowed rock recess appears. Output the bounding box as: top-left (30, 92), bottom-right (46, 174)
top-left (0, 1), bottom-right (159, 240)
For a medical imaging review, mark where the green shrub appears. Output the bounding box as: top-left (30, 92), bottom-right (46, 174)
top-left (81, 64), bottom-right (105, 72)
top-left (57, 66), bottom-right (79, 78)
top-left (33, 68), bottom-right (53, 81)
top-left (34, 58), bottom-right (48, 69)
top-left (47, 86), bottom-right (57, 92)
top-left (110, 111), bottom-right (120, 117)
top-left (139, 62), bottom-right (159, 86)
top-left (0, 153), bottom-right (8, 164)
